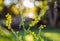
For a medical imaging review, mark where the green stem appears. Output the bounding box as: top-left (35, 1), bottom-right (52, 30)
top-left (27, 27), bottom-right (30, 32)
top-left (11, 29), bottom-right (19, 41)
top-left (37, 26), bottom-right (42, 41)
top-left (16, 31), bottom-right (19, 41)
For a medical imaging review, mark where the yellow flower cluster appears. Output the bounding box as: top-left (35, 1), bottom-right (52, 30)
top-left (25, 34), bottom-right (34, 41)
top-left (29, 10), bottom-right (47, 27)
top-left (6, 13), bottom-right (12, 29)
top-left (40, 25), bottom-right (46, 29)
top-left (29, 0), bottom-right (49, 27)
top-left (29, 17), bottom-right (40, 27)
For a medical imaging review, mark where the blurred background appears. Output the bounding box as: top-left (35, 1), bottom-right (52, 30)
top-left (0, 0), bottom-right (60, 41)
top-left (0, 0), bottom-right (60, 28)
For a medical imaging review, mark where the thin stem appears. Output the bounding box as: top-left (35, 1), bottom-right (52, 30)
top-left (37, 26), bottom-right (42, 41)
top-left (11, 29), bottom-right (19, 41)
top-left (16, 31), bottom-right (19, 41)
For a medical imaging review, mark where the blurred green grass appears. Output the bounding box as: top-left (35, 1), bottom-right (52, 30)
top-left (0, 26), bottom-right (60, 41)
top-left (42, 28), bottom-right (60, 41)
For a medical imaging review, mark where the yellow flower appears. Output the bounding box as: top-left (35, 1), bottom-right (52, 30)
top-left (40, 25), bottom-right (43, 28)
top-left (6, 13), bottom-right (12, 29)
top-left (25, 34), bottom-right (34, 41)
top-left (40, 25), bottom-right (46, 29)
top-left (44, 25), bottom-right (46, 27)
top-left (11, 5), bottom-right (19, 15)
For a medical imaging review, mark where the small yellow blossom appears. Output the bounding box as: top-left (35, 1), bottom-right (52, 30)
top-left (25, 34), bottom-right (34, 41)
top-left (6, 13), bottom-right (12, 29)
top-left (44, 25), bottom-right (46, 27)
top-left (40, 25), bottom-right (46, 29)
top-left (40, 25), bottom-right (44, 29)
